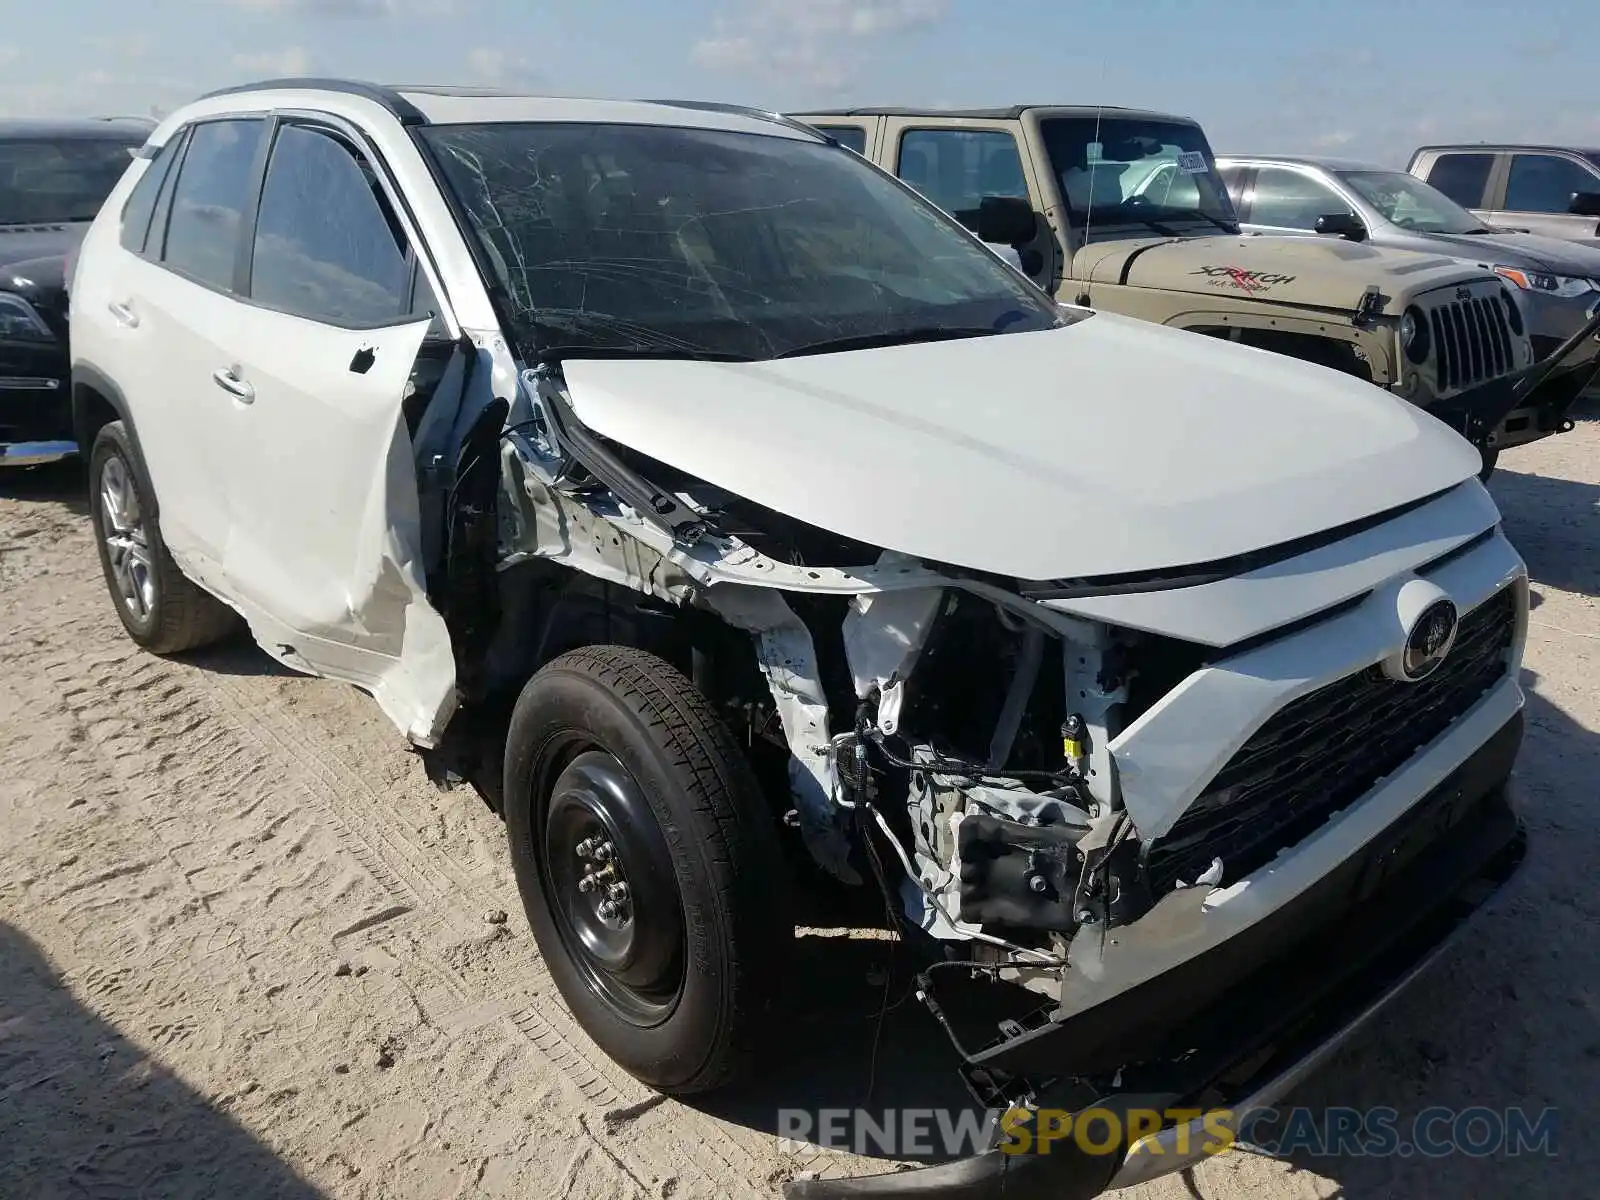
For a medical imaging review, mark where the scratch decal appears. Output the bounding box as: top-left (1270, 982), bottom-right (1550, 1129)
top-left (1191, 265), bottom-right (1298, 294)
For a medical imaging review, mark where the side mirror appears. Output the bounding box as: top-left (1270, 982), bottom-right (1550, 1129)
top-left (1314, 212), bottom-right (1367, 241)
top-left (975, 195), bottom-right (1036, 246)
top-left (1566, 191), bottom-right (1600, 218)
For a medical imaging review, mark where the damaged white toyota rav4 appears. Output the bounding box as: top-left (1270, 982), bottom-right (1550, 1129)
top-left (70, 81), bottom-right (1531, 1197)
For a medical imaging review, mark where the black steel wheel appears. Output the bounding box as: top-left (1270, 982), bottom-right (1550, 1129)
top-left (503, 645), bottom-right (791, 1095)
top-left (542, 748), bottom-right (686, 1026)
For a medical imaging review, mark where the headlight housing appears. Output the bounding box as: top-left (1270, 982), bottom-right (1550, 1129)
top-left (1401, 305), bottom-right (1430, 364)
top-left (1493, 266), bottom-right (1599, 299)
top-left (0, 292), bottom-right (54, 341)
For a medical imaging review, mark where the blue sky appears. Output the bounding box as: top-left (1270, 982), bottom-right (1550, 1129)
top-left (0, 0), bottom-right (1593, 166)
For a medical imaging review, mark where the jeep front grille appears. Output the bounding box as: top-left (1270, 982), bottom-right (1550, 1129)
top-left (1144, 585), bottom-right (1517, 895)
top-left (1429, 293), bottom-right (1516, 393)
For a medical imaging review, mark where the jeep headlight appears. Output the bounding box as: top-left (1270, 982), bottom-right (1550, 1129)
top-left (1401, 305), bottom-right (1430, 364)
top-left (1492, 267), bottom-right (1598, 299)
top-left (0, 292), bottom-right (53, 341)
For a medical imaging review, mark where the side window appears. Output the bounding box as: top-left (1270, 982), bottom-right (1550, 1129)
top-left (249, 123), bottom-right (414, 326)
top-left (1423, 153), bottom-right (1493, 208)
top-left (896, 128), bottom-right (1029, 235)
top-left (1248, 166), bottom-right (1345, 230)
top-left (162, 118), bottom-right (266, 290)
top-left (812, 125), bottom-right (868, 156)
top-left (118, 137), bottom-right (181, 254)
top-left (1504, 153), bottom-right (1600, 214)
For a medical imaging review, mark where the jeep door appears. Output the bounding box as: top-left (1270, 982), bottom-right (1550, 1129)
top-left (211, 116), bottom-right (458, 741)
top-left (877, 116), bottom-right (1058, 289)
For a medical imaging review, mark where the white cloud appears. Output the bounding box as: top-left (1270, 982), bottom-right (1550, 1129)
top-left (692, 0), bottom-right (946, 90)
top-left (232, 47), bottom-right (313, 75)
top-left (222, 0), bottom-right (456, 15)
top-left (465, 46), bottom-right (539, 87)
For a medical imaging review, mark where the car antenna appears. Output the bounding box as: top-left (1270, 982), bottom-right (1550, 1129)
top-left (1079, 58), bottom-right (1109, 254)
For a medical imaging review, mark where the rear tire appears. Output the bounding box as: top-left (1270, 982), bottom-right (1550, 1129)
top-left (503, 645), bottom-right (791, 1095)
top-left (88, 421), bottom-right (239, 653)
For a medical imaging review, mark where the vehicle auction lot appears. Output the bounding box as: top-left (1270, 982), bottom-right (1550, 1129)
top-left (2, 417), bottom-right (1596, 1199)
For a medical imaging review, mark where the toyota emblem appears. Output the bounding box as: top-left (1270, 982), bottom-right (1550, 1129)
top-left (1401, 599), bottom-right (1459, 681)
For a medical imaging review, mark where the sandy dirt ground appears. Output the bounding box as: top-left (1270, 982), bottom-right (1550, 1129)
top-left (2, 416), bottom-right (1596, 1200)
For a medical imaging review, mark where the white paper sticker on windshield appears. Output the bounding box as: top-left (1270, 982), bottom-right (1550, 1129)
top-left (1176, 151), bottom-right (1208, 175)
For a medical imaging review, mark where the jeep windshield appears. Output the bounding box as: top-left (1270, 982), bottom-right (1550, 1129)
top-left (419, 122), bottom-right (1067, 362)
top-left (0, 136), bottom-right (141, 225)
top-left (1337, 169), bottom-right (1491, 235)
top-left (1039, 116), bottom-right (1239, 241)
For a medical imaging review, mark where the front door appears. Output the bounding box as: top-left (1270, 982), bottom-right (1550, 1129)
top-left (214, 118), bottom-right (459, 741)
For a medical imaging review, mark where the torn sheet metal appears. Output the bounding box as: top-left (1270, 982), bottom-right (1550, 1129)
top-left (841, 571), bottom-right (943, 736)
top-left (702, 584), bottom-right (861, 885)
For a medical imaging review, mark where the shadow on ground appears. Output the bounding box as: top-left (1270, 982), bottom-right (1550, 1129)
top-left (1489, 468), bottom-right (1600, 599)
top-left (0, 921), bottom-right (326, 1199)
top-left (694, 675), bottom-right (1599, 1197)
top-left (0, 458), bottom-right (89, 517)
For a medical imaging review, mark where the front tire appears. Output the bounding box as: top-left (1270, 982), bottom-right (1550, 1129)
top-left (504, 645), bottom-right (791, 1095)
top-left (88, 421), bottom-right (238, 653)
top-left (1478, 444), bottom-right (1499, 481)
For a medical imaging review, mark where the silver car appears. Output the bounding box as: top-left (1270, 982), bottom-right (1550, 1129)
top-left (1219, 155), bottom-right (1600, 357)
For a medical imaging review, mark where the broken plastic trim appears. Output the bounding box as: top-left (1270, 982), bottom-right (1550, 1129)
top-left (530, 369), bottom-right (709, 547)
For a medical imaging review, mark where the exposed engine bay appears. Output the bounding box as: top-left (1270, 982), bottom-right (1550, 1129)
top-left (456, 363), bottom-right (1238, 1012)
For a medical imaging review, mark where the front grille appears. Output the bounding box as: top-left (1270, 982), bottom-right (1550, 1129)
top-left (1145, 586), bottom-right (1518, 895)
top-left (1428, 292), bottom-right (1516, 393)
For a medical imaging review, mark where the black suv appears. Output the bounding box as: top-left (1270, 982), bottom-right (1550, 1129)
top-left (1, 117), bottom-right (150, 466)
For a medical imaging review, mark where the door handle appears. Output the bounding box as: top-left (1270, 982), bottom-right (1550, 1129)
top-left (107, 300), bottom-right (139, 328)
top-left (212, 366), bottom-right (255, 404)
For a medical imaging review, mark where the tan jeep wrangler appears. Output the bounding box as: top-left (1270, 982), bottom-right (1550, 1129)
top-left (790, 105), bottom-right (1597, 476)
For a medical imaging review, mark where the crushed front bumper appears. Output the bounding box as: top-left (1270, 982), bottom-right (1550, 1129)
top-left (1434, 305), bottom-right (1600, 451)
top-left (785, 712), bottom-right (1527, 1198)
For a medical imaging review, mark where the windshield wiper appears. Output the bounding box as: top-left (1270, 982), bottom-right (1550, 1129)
top-left (774, 326), bottom-right (1009, 359)
top-left (1167, 208), bottom-right (1241, 235)
top-left (533, 343), bottom-right (756, 365)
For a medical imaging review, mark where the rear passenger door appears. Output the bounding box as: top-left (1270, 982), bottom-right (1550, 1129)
top-left (101, 116), bottom-right (268, 589)
top-left (215, 117), bottom-right (457, 738)
top-left (1486, 151), bottom-right (1600, 241)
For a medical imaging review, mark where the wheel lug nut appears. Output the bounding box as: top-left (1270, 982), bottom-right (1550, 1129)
top-left (607, 882), bottom-right (629, 903)
top-left (598, 901), bottom-right (618, 920)
top-left (595, 841), bottom-right (614, 862)
top-left (578, 875), bottom-right (597, 893)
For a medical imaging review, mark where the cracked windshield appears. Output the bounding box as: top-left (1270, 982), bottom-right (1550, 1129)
top-left (420, 121), bottom-right (1066, 361)
top-left (1337, 169), bottom-right (1490, 235)
top-left (1039, 116), bottom-right (1238, 239)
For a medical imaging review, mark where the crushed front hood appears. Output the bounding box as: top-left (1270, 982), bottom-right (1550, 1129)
top-left (560, 314), bottom-right (1480, 582)
top-left (1076, 234), bottom-right (1488, 314)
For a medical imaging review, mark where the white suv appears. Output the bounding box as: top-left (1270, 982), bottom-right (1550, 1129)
top-left (70, 80), bottom-right (1531, 1198)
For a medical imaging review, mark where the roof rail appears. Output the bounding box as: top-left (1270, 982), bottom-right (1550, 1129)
top-left (197, 77), bottom-right (429, 126)
top-left (644, 98), bottom-right (825, 140)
